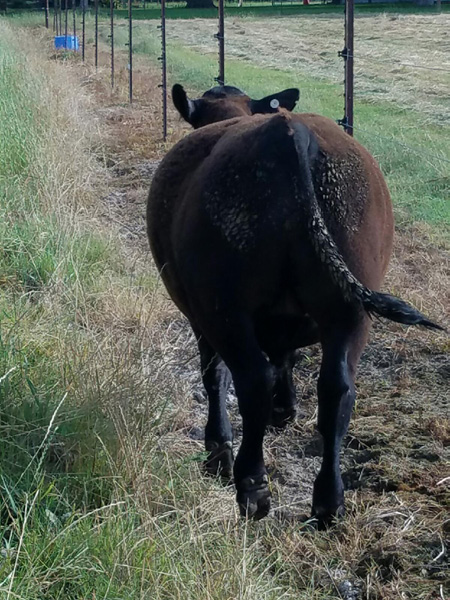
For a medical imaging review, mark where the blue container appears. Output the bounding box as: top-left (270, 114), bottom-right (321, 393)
top-left (54, 35), bottom-right (79, 51)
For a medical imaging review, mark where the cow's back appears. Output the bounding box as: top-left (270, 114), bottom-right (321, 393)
top-left (147, 111), bottom-right (394, 317)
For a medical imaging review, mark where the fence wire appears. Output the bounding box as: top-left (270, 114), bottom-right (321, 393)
top-left (47, 3), bottom-right (449, 154)
top-left (319, 49), bottom-right (450, 75)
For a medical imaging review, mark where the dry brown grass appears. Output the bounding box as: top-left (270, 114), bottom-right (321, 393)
top-left (81, 47), bottom-right (189, 160)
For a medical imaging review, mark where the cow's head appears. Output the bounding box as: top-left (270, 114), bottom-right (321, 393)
top-left (172, 84), bottom-right (300, 129)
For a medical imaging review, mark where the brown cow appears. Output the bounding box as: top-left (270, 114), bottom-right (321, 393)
top-left (147, 84), bottom-right (442, 527)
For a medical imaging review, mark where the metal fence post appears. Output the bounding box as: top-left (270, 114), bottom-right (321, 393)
top-left (339, 0), bottom-right (354, 135)
top-left (159, 0), bottom-right (167, 140)
top-left (72, 0), bottom-right (76, 39)
top-left (82, 0), bottom-right (86, 61)
top-left (65, 0), bottom-right (68, 46)
top-left (95, 0), bottom-right (99, 70)
top-left (128, 0), bottom-right (133, 103)
top-left (45, 0), bottom-right (49, 28)
top-left (215, 0), bottom-right (225, 86)
top-left (110, 0), bottom-right (115, 88)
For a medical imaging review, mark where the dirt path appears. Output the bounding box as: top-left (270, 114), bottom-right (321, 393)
top-left (76, 44), bottom-right (449, 598)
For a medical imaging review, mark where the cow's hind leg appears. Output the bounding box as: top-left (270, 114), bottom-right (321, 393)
top-left (312, 317), bottom-right (369, 528)
top-left (197, 334), bottom-right (234, 479)
top-left (198, 315), bottom-right (274, 519)
top-left (268, 350), bottom-right (298, 428)
top-left (233, 354), bottom-right (275, 519)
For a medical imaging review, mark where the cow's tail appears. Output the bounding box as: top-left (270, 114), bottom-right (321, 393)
top-left (290, 122), bottom-right (444, 331)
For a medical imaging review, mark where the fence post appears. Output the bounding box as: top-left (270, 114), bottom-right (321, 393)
top-left (215, 0), bottom-right (225, 86)
top-left (339, 0), bottom-right (354, 135)
top-left (95, 0), bottom-right (99, 69)
top-left (45, 0), bottom-right (49, 28)
top-left (159, 0), bottom-right (167, 141)
top-left (128, 0), bottom-right (133, 103)
top-left (110, 0), bottom-right (115, 88)
top-left (65, 0), bottom-right (68, 46)
top-left (72, 0), bottom-right (76, 39)
top-left (82, 0), bottom-right (86, 61)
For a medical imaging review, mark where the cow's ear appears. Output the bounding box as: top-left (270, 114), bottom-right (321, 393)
top-left (249, 88), bottom-right (300, 114)
top-left (172, 84), bottom-right (197, 124)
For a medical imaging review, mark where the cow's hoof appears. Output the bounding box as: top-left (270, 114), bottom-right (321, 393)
top-left (236, 474), bottom-right (271, 520)
top-left (270, 406), bottom-right (296, 429)
top-left (204, 441), bottom-right (234, 480)
top-left (311, 504), bottom-right (345, 530)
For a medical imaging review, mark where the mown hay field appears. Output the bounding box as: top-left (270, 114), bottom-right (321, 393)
top-left (166, 12), bottom-right (450, 125)
top-left (0, 7), bottom-right (449, 600)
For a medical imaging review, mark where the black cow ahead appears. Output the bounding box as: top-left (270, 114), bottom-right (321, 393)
top-left (147, 84), bottom-right (442, 527)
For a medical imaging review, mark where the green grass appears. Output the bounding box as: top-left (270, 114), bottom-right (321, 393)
top-left (0, 27), bottom-right (131, 593)
top-left (0, 23), bottom-right (152, 599)
top-left (103, 20), bottom-right (450, 228)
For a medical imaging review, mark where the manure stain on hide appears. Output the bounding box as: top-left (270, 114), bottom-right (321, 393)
top-left (314, 151), bottom-right (369, 235)
top-left (206, 188), bottom-right (259, 251)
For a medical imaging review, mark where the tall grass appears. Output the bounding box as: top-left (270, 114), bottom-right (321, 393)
top-left (0, 21), bottom-right (305, 600)
top-left (0, 21), bottom-right (138, 597)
